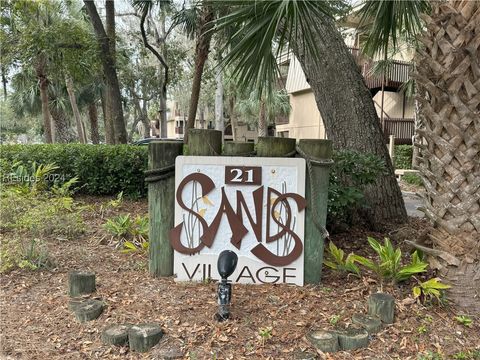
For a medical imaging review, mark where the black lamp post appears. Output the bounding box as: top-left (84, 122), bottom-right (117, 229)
top-left (215, 250), bottom-right (238, 321)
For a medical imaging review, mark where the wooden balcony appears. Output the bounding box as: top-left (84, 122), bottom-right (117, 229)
top-left (383, 118), bottom-right (414, 145)
top-left (348, 47), bottom-right (411, 96)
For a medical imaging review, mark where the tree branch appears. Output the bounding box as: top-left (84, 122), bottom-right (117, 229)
top-left (139, 6), bottom-right (168, 93)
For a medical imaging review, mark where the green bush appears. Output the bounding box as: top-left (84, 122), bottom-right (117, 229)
top-left (0, 144), bottom-right (148, 197)
top-left (402, 172), bottom-right (423, 186)
top-left (328, 150), bottom-right (386, 226)
top-left (0, 237), bottom-right (53, 273)
top-left (395, 145), bottom-right (413, 169)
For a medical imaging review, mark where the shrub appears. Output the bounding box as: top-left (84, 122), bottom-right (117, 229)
top-left (351, 237), bottom-right (428, 283)
top-left (104, 213), bottom-right (149, 253)
top-left (0, 188), bottom-right (85, 239)
top-left (328, 150), bottom-right (386, 226)
top-left (413, 278), bottom-right (450, 304)
top-left (324, 241), bottom-right (360, 276)
top-left (0, 237), bottom-right (53, 273)
top-left (395, 145), bottom-right (413, 169)
top-left (402, 172), bottom-right (423, 186)
top-left (0, 144), bottom-right (148, 197)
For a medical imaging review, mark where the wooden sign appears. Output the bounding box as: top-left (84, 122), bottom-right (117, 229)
top-left (170, 156), bottom-right (306, 285)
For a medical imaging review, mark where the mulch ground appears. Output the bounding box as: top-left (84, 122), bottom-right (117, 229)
top-left (1, 196), bottom-right (479, 360)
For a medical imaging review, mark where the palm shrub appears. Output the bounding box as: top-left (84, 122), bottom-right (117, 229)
top-left (324, 241), bottom-right (361, 277)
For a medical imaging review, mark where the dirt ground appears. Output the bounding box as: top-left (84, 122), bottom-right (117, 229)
top-left (1, 197), bottom-right (479, 360)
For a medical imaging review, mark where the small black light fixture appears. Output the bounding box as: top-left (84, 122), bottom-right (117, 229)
top-left (215, 250), bottom-right (238, 321)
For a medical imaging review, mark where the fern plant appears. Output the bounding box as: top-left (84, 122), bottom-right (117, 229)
top-left (324, 241), bottom-right (361, 276)
top-left (351, 237), bottom-right (428, 283)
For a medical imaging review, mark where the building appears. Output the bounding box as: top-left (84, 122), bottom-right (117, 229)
top-left (276, 27), bottom-right (415, 145)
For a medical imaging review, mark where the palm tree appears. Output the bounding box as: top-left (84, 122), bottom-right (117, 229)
top-left (414, 1), bottom-right (479, 313)
top-left (217, 0), bottom-right (407, 225)
top-left (236, 89), bottom-right (290, 137)
top-left (359, 0), bottom-right (479, 313)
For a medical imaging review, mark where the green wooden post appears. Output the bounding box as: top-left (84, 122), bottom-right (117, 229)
top-left (256, 137), bottom-right (296, 157)
top-left (223, 141), bottom-right (255, 156)
top-left (187, 129), bottom-right (222, 155)
top-left (298, 139), bottom-right (333, 284)
top-left (148, 141), bottom-right (183, 277)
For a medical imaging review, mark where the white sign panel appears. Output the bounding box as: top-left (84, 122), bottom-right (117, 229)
top-left (171, 156), bottom-right (306, 285)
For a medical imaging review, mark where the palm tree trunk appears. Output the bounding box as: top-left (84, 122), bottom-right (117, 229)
top-left (291, 12), bottom-right (407, 224)
top-left (49, 106), bottom-right (69, 143)
top-left (88, 102), bottom-right (99, 144)
top-left (184, 4), bottom-right (214, 143)
top-left (65, 76), bottom-right (86, 143)
top-left (35, 58), bottom-right (52, 144)
top-left (415, 0), bottom-right (479, 313)
top-left (258, 98), bottom-right (267, 137)
top-left (84, 0), bottom-right (127, 144)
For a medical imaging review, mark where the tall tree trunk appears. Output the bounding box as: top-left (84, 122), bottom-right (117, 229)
top-left (258, 98), bottom-right (267, 137)
top-left (65, 76), bottom-right (86, 143)
top-left (35, 57), bottom-right (52, 144)
top-left (228, 95), bottom-right (238, 141)
top-left (88, 102), bottom-right (100, 144)
top-left (100, 88), bottom-right (114, 144)
top-left (215, 60), bottom-right (224, 142)
top-left (291, 13), bottom-right (407, 224)
top-left (84, 0), bottom-right (127, 144)
top-left (184, 4), bottom-right (214, 143)
top-left (415, 0), bottom-right (479, 313)
top-left (49, 106), bottom-right (69, 143)
top-left (1, 66), bottom-right (7, 100)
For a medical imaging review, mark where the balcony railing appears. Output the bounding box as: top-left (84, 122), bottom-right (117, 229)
top-left (348, 47), bottom-right (411, 93)
top-left (383, 118), bottom-right (414, 145)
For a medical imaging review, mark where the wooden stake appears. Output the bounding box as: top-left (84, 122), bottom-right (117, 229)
top-left (128, 324), bottom-right (163, 352)
top-left (187, 129), bottom-right (222, 156)
top-left (102, 324), bottom-right (131, 346)
top-left (306, 330), bottom-right (338, 353)
top-left (223, 141), bottom-right (254, 156)
top-left (297, 139), bottom-right (333, 284)
top-left (68, 271), bottom-right (96, 297)
top-left (148, 141), bottom-right (183, 277)
top-left (74, 299), bottom-right (104, 323)
top-left (352, 313), bottom-right (383, 334)
top-left (256, 137), bottom-right (296, 157)
top-left (336, 327), bottom-right (369, 350)
top-left (368, 292), bottom-right (395, 324)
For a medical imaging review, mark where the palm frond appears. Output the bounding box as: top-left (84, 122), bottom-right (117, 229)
top-left (173, 6), bottom-right (199, 40)
top-left (357, 0), bottom-right (430, 57)
top-left (217, 0), bottom-right (337, 98)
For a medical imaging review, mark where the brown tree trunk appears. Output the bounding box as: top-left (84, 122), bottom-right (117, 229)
top-left (88, 102), bottom-right (100, 144)
top-left (35, 58), bottom-right (52, 144)
top-left (84, 0), bottom-right (127, 144)
top-left (258, 98), bottom-right (267, 137)
top-left (65, 76), bottom-right (86, 143)
top-left (184, 4), bottom-right (214, 143)
top-left (100, 88), bottom-right (114, 144)
top-left (291, 13), bottom-right (407, 225)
